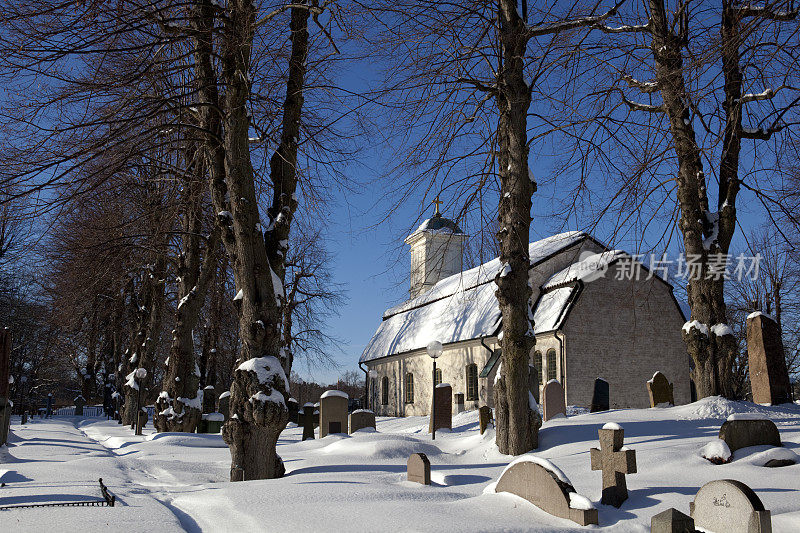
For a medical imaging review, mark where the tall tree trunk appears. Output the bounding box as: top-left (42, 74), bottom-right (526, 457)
top-left (155, 170), bottom-right (220, 433)
top-left (196, 0), bottom-right (310, 480)
top-left (81, 303), bottom-right (99, 402)
top-left (491, 0), bottom-right (537, 456)
top-left (200, 253), bottom-right (225, 389)
top-left (649, 0), bottom-right (738, 399)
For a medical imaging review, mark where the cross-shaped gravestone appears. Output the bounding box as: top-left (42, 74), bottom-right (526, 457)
top-left (590, 424), bottom-right (636, 507)
top-left (300, 404), bottom-right (315, 440)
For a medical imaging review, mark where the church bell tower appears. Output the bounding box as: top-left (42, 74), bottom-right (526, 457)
top-left (405, 198), bottom-right (466, 299)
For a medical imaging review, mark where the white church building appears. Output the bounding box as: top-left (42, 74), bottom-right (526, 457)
top-left (360, 209), bottom-right (692, 416)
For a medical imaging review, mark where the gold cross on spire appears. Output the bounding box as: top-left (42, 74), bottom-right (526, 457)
top-left (433, 195), bottom-right (443, 216)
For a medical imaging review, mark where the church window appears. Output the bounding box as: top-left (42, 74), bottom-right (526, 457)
top-left (546, 349), bottom-right (557, 382)
top-left (405, 373), bottom-right (414, 403)
top-left (533, 350), bottom-right (543, 383)
top-left (434, 368), bottom-right (442, 386)
top-left (466, 364), bottom-right (478, 401)
top-left (381, 376), bottom-right (389, 405)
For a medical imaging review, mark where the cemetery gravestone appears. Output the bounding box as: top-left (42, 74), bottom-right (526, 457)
top-left (718, 416), bottom-right (781, 453)
top-left (407, 453), bottom-right (431, 485)
top-left (529, 365), bottom-right (540, 404)
top-left (74, 395), bottom-right (86, 416)
top-left (202, 385), bottom-right (217, 414)
top-left (647, 371), bottom-right (674, 407)
top-left (454, 393), bottom-right (465, 414)
top-left (287, 398), bottom-right (299, 424)
top-left (300, 403), bottom-right (316, 440)
top-left (198, 386), bottom-right (220, 433)
top-left (690, 479), bottom-right (772, 533)
top-left (495, 458), bottom-right (598, 526)
top-left (650, 508), bottom-right (695, 533)
top-left (429, 383), bottom-right (452, 434)
top-left (479, 406), bottom-right (493, 435)
top-left (348, 409), bottom-right (376, 434)
top-left (590, 424), bottom-right (636, 507)
top-left (135, 408), bottom-right (148, 436)
top-left (747, 313), bottom-right (792, 405)
top-left (542, 380), bottom-right (566, 422)
top-left (218, 391), bottom-right (231, 422)
top-left (590, 378), bottom-right (609, 413)
top-left (319, 390), bottom-right (349, 438)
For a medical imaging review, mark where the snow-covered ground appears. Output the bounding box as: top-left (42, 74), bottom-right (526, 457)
top-left (1, 397), bottom-right (799, 532)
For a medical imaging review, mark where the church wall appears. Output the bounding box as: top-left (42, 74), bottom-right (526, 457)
top-left (365, 338), bottom-right (499, 417)
top-left (562, 262), bottom-right (691, 409)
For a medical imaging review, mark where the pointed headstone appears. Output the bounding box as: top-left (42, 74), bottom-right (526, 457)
top-left (747, 312), bottom-right (792, 405)
top-left (651, 508), bottom-right (695, 533)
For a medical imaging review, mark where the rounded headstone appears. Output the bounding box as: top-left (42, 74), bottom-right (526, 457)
top-left (719, 418), bottom-right (781, 453)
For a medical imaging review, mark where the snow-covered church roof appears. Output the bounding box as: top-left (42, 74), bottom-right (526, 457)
top-left (361, 231), bottom-right (604, 364)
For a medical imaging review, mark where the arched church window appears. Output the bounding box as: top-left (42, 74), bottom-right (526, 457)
top-left (546, 349), bottom-right (557, 382)
top-left (381, 376), bottom-right (389, 405)
top-left (405, 373), bottom-right (414, 404)
top-left (533, 350), bottom-right (543, 383)
top-left (434, 368), bottom-right (442, 386)
top-left (466, 364), bottom-right (478, 401)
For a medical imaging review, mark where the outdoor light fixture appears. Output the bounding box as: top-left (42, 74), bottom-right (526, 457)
top-left (426, 340), bottom-right (442, 440)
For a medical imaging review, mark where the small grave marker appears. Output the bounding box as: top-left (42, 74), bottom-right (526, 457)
top-left (590, 423), bottom-right (636, 507)
top-left (407, 453), bottom-right (431, 485)
top-left (300, 403), bottom-right (316, 440)
top-left (74, 395), bottom-right (86, 416)
top-left (651, 508), bottom-right (695, 533)
top-left (542, 380), bottom-right (566, 422)
top-left (690, 479), bottom-right (771, 533)
top-left (319, 390), bottom-right (348, 438)
top-left (478, 406), bottom-right (493, 435)
top-left (429, 383), bottom-right (452, 434)
top-left (218, 391), bottom-right (231, 422)
top-left (495, 457), bottom-right (597, 526)
top-left (647, 371), bottom-right (674, 407)
top-left (719, 416), bottom-right (781, 453)
top-left (590, 378), bottom-right (609, 412)
top-left (287, 398), bottom-right (299, 424)
top-left (348, 409), bottom-right (376, 434)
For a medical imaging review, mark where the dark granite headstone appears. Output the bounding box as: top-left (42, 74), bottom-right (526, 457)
top-left (718, 417), bottom-right (781, 453)
top-left (74, 395), bottom-right (86, 416)
top-left (202, 386), bottom-right (217, 414)
top-left (287, 398), bottom-right (299, 424)
top-left (454, 393), bottom-right (465, 413)
top-left (301, 403), bottom-right (315, 440)
top-left (407, 453), bottom-right (431, 485)
top-left (747, 313), bottom-right (792, 405)
top-left (429, 384), bottom-right (452, 434)
top-left (218, 391), bottom-right (231, 422)
top-left (590, 378), bottom-right (609, 412)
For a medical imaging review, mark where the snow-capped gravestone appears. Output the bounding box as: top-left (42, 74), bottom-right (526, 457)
top-left (646, 371), bottom-right (674, 407)
top-left (650, 508), bottom-right (695, 533)
top-left (590, 423), bottom-right (636, 507)
top-left (542, 380), bottom-right (566, 422)
top-left (690, 479), bottom-right (772, 533)
top-left (407, 453), bottom-right (431, 485)
top-left (429, 383), bottom-right (452, 434)
top-left (719, 414), bottom-right (781, 453)
top-left (300, 403), bottom-right (315, 440)
top-left (590, 378), bottom-right (609, 413)
top-left (747, 312), bottom-right (792, 406)
top-left (348, 409), bottom-right (375, 434)
top-left (74, 395), bottom-right (86, 416)
top-left (217, 391), bottom-right (231, 422)
top-left (495, 456), bottom-right (598, 526)
top-left (287, 398), bottom-right (299, 424)
top-left (319, 390), bottom-right (348, 438)
top-left (479, 406), bottom-right (493, 435)
top-left (202, 385), bottom-right (217, 414)
top-left (198, 386), bottom-right (223, 433)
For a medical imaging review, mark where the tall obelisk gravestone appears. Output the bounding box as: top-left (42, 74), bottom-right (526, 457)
top-left (747, 313), bottom-right (792, 405)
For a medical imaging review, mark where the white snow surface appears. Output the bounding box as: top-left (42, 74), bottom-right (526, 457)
top-left (3, 399), bottom-right (800, 532)
top-left (602, 422), bottom-right (622, 430)
top-left (542, 250), bottom-right (628, 288)
top-left (727, 412), bottom-right (768, 421)
top-left (320, 390), bottom-right (349, 400)
top-left (711, 323), bottom-right (734, 336)
top-left (682, 320), bottom-right (709, 336)
top-left (236, 356), bottom-right (288, 392)
top-left (568, 492), bottom-right (595, 510)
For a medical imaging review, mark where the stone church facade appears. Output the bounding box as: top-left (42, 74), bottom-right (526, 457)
top-left (360, 211), bottom-right (691, 416)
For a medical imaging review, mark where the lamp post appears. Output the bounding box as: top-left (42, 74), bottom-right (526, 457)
top-left (427, 340), bottom-right (442, 440)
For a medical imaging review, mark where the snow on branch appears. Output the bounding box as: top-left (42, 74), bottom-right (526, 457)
top-left (594, 20), bottom-right (652, 33)
top-left (739, 4), bottom-right (799, 21)
top-left (525, 0), bottom-right (625, 38)
top-left (740, 88), bottom-right (775, 103)
top-left (623, 97), bottom-right (665, 113)
top-left (622, 74), bottom-right (659, 94)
